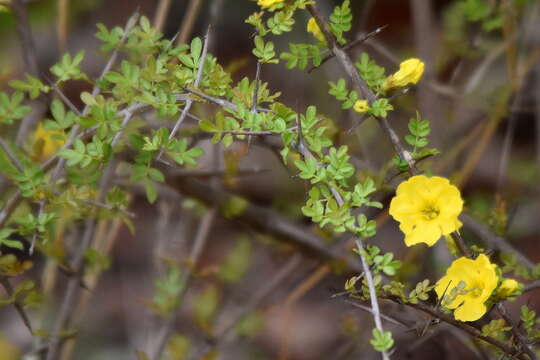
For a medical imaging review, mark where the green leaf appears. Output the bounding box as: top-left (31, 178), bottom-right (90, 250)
top-left (370, 329), bottom-right (394, 352)
top-left (191, 37), bottom-right (202, 65)
top-left (219, 237), bottom-right (251, 283)
top-left (9, 74), bottom-right (50, 99)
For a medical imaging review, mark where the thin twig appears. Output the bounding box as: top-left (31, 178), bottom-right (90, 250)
top-left (153, 0), bottom-right (172, 32)
top-left (460, 213), bottom-right (535, 269)
top-left (497, 303), bottom-right (537, 360)
top-left (57, 0), bottom-right (69, 52)
top-left (158, 27), bottom-right (210, 162)
top-left (382, 295), bottom-right (526, 360)
top-left (150, 208), bottom-right (217, 360)
top-left (44, 160), bottom-right (118, 360)
top-left (179, 88), bottom-right (270, 113)
top-left (170, 178), bottom-right (362, 271)
top-left (0, 277), bottom-right (33, 334)
top-left (177, 0), bottom-right (204, 46)
top-left (0, 137), bottom-right (24, 172)
top-left (10, 0), bottom-right (39, 77)
top-left (343, 299), bottom-right (411, 328)
top-left (308, 25), bottom-right (388, 73)
top-left (194, 254), bottom-right (304, 358)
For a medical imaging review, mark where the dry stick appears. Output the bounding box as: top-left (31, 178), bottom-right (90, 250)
top-left (0, 139), bottom-right (35, 332)
top-left (57, 0), bottom-right (69, 52)
top-left (10, 0), bottom-right (38, 77)
top-left (194, 254), bottom-right (304, 358)
top-left (0, 137), bottom-right (24, 172)
top-left (0, 276), bottom-right (33, 334)
top-left (497, 303), bottom-right (537, 360)
top-left (171, 178), bottom-right (362, 271)
top-left (278, 264), bottom-right (332, 360)
top-left (381, 296), bottom-right (527, 360)
top-left (157, 27), bottom-right (210, 162)
top-left (181, 88), bottom-right (270, 113)
top-left (409, 0), bottom-right (440, 144)
top-left (153, 0), bottom-right (172, 32)
top-left (60, 210), bottom-right (130, 360)
top-left (176, 0), bottom-right (204, 46)
top-left (44, 159), bottom-right (118, 360)
top-left (460, 213), bottom-right (535, 270)
top-left (150, 208), bottom-right (217, 360)
top-left (343, 300), bottom-right (411, 329)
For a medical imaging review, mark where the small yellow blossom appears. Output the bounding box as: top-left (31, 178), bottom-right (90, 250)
top-left (389, 175), bottom-right (463, 247)
top-left (353, 99), bottom-right (369, 114)
top-left (383, 58), bottom-right (425, 90)
top-left (307, 18), bottom-right (325, 43)
top-left (497, 278), bottom-right (520, 299)
top-left (31, 123), bottom-right (65, 162)
top-left (435, 254), bottom-right (498, 322)
top-left (257, 0), bottom-right (284, 8)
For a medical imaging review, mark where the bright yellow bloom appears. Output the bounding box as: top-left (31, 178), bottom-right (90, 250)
top-left (353, 100), bottom-right (369, 113)
top-left (307, 18), bottom-right (325, 43)
top-left (435, 254), bottom-right (498, 322)
top-left (497, 278), bottom-right (520, 298)
top-left (257, 0), bottom-right (284, 8)
top-left (389, 175), bottom-right (463, 247)
top-left (383, 58), bottom-right (425, 90)
top-left (31, 123), bottom-right (65, 162)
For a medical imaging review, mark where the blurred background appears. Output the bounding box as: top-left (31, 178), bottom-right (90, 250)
top-left (1, 0), bottom-right (540, 359)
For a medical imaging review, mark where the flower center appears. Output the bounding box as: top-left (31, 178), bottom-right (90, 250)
top-left (421, 204), bottom-right (440, 220)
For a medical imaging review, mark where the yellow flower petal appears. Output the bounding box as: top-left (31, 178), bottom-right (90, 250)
top-left (436, 254), bottom-right (498, 322)
top-left (383, 58), bottom-right (425, 90)
top-left (257, 0), bottom-right (284, 8)
top-left (389, 175), bottom-right (463, 247)
top-left (307, 17), bottom-right (325, 43)
top-left (454, 301), bottom-right (486, 322)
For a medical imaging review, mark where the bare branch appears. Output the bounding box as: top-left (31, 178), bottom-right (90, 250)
top-left (150, 208), bottom-right (217, 360)
top-left (497, 303), bottom-right (537, 360)
top-left (0, 137), bottom-right (24, 172)
top-left (0, 277), bottom-right (33, 334)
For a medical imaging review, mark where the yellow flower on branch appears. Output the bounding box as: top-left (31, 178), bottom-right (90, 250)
top-left (389, 175), bottom-right (463, 247)
top-left (435, 254), bottom-right (498, 322)
top-left (353, 99), bottom-right (369, 113)
top-left (30, 123), bottom-right (65, 162)
top-left (257, 0), bottom-right (284, 8)
top-left (307, 18), bottom-right (325, 43)
top-left (383, 58), bottom-right (425, 90)
top-left (497, 278), bottom-right (520, 299)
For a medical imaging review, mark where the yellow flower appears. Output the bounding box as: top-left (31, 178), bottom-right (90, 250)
top-left (257, 0), bottom-right (284, 8)
top-left (497, 278), bottom-right (520, 298)
top-left (435, 254), bottom-right (498, 322)
top-left (353, 100), bottom-right (369, 114)
top-left (389, 175), bottom-right (463, 247)
top-left (31, 123), bottom-right (65, 162)
top-left (383, 58), bottom-right (425, 90)
top-left (307, 18), bottom-right (325, 43)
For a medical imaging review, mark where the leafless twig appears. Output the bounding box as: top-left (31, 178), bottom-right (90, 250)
top-left (150, 208), bottom-right (217, 360)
